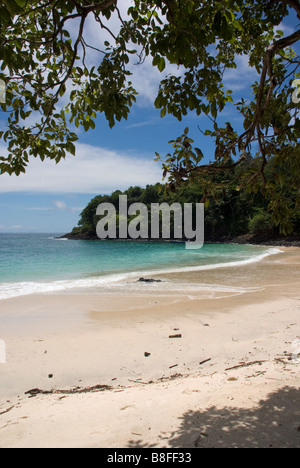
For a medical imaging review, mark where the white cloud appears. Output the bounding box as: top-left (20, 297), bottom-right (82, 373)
top-left (125, 118), bottom-right (159, 129)
top-left (54, 200), bottom-right (67, 210)
top-left (0, 224), bottom-right (22, 230)
top-left (223, 54), bottom-right (259, 93)
top-left (0, 143), bottom-right (162, 194)
top-left (128, 56), bottom-right (183, 107)
top-left (53, 200), bottom-right (82, 213)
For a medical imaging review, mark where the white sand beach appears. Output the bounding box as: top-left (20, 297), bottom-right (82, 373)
top-left (0, 247), bottom-right (299, 448)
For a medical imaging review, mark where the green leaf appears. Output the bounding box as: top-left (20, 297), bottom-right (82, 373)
top-left (67, 142), bottom-right (76, 156)
top-left (213, 11), bottom-right (222, 34)
top-left (158, 57), bottom-right (166, 72)
top-left (0, 6), bottom-right (12, 25)
top-left (15, 0), bottom-right (26, 6)
top-left (152, 55), bottom-right (161, 67)
top-left (3, 0), bottom-right (23, 15)
top-left (294, 118), bottom-right (300, 131)
top-left (233, 20), bottom-right (243, 31)
top-left (211, 101), bottom-right (218, 119)
top-left (59, 84), bottom-right (66, 97)
top-left (220, 17), bottom-right (233, 41)
top-left (160, 107), bottom-right (167, 118)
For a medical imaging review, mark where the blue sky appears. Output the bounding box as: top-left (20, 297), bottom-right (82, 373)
top-left (0, 6), bottom-right (299, 234)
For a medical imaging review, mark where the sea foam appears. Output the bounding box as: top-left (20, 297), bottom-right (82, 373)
top-left (0, 247), bottom-right (281, 300)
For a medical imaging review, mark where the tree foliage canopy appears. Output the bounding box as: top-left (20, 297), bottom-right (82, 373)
top-left (71, 175), bottom-right (300, 241)
top-left (0, 0), bottom-right (300, 231)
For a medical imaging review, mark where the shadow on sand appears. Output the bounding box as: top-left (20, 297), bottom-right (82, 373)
top-left (127, 386), bottom-right (300, 448)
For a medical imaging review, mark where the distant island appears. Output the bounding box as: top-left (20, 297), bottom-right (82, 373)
top-left (63, 182), bottom-right (300, 247)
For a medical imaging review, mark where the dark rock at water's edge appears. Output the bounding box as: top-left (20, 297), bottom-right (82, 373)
top-left (215, 233), bottom-right (300, 248)
top-left (138, 278), bottom-right (162, 283)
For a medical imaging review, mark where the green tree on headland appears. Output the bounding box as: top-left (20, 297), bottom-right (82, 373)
top-left (71, 177), bottom-right (300, 241)
top-left (0, 0), bottom-right (299, 232)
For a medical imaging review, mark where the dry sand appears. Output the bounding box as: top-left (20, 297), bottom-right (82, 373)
top-left (0, 247), bottom-right (299, 448)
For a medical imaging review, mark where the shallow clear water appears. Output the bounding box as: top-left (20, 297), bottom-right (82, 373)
top-left (0, 233), bottom-right (280, 299)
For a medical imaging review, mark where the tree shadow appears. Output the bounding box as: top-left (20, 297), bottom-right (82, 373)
top-left (127, 386), bottom-right (300, 448)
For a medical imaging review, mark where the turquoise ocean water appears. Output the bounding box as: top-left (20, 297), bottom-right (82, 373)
top-left (0, 233), bottom-right (280, 300)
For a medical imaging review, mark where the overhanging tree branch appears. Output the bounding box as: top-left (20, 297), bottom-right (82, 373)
top-left (283, 0), bottom-right (300, 20)
top-left (255, 30), bottom-right (300, 126)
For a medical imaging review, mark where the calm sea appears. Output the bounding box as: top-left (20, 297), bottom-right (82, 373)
top-left (0, 233), bottom-right (280, 300)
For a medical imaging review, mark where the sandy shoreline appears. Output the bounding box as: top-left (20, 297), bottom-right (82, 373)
top-left (0, 247), bottom-right (299, 448)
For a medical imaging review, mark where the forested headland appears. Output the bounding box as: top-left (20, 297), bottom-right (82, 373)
top-left (66, 159), bottom-right (300, 245)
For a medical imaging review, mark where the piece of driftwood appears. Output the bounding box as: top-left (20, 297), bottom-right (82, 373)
top-left (25, 384), bottom-right (112, 397)
top-left (0, 406), bottom-right (14, 416)
top-left (169, 334), bottom-right (182, 339)
top-left (128, 379), bottom-right (151, 385)
top-left (274, 353), bottom-right (293, 364)
top-left (199, 358), bottom-right (212, 366)
top-left (225, 360), bottom-right (266, 371)
top-left (158, 373), bottom-right (185, 383)
top-left (246, 371), bottom-right (266, 379)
